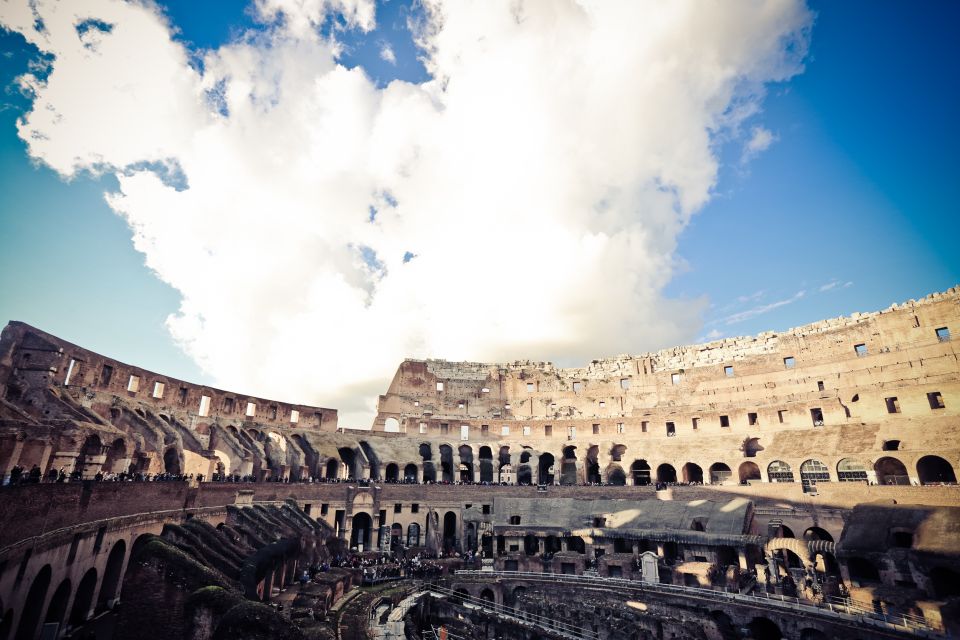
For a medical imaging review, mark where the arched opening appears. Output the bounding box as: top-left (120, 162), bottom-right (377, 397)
top-left (800, 459), bottom-right (829, 492)
top-left (682, 462), bottom-right (703, 484)
top-left (384, 463), bottom-right (399, 482)
top-left (338, 447), bottom-right (357, 479)
top-left (70, 568), bottom-right (97, 625)
top-left (782, 549), bottom-right (804, 569)
top-left (837, 458), bottom-right (868, 482)
top-left (610, 444), bottom-right (626, 462)
top-left (739, 461), bottom-right (761, 483)
top-left (359, 441), bottom-right (380, 480)
top-left (847, 557), bottom-right (881, 585)
top-left (803, 527), bottom-right (833, 543)
top-left (524, 534), bottom-right (539, 555)
top-left (930, 567), bottom-right (960, 598)
top-left (44, 578), bottom-right (71, 631)
top-left (874, 456), bottom-right (909, 485)
top-left (560, 446), bottom-right (578, 485)
top-left (917, 455), bottom-right (957, 485)
top-left (16, 565), bottom-right (51, 640)
top-left (656, 463), bottom-right (677, 484)
top-left (163, 447), bottom-right (181, 475)
top-left (709, 462), bottom-right (732, 484)
top-left (882, 439), bottom-right (901, 451)
top-left (390, 523), bottom-right (402, 550)
top-left (406, 523), bottom-right (421, 547)
top-left (538, 452), bottom-right (555, 485)
top-left (747, 617), bottom-right (783, 640)
top-left (98, 539), bottom-right (126, 611)
top-left (479, 446), bottom-right (494, 483)
top-left (544, 535), bottom-right (561, 554)
top-left (709, 610), bottom-right (738, 640)
top-left (383, 417), bottom-right (400, 432)
top-left (451, 588), bottom-right (468, 605)
top-left (439, 445), bottom-right (454, 483)
top-left (631, 460), bottom-right (651, 486)
top-left (767, 460), bottom-right (794, 483)
top-left (459, 445), bottom-right (474, 483)
top-left (517, 465), bottom-right (532, 486)
top-left (350, 512), bottom-right (372, 550)
top-left (104, 438), bottom-right (127, 473)
top-left (78, 435), bottom-right (104, 478)
top-left (443, 511), bottom-right (457, 552)
top-left (586, 445), bottom-right (601, 484)
top-left (404, 463), bottom-right (418, 483)
top-left (325, 458), bottom-right (339, 480)
top-left (507, 586), bottom-right (527, 608)
top-left (480, 588), bottom-right (495, 604)
top-left (606, 464), bottom-right (626, 486)
top-left (419, 443), bottom-right (433, 461)
top-left (422, 461), bottom-right (436, 483)
top-left (465, 523), bottom-right (477, 552)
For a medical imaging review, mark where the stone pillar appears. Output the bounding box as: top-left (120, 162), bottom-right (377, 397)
top-left (3, 436), bottom-right (25, 477)
top-left (738, 550), bottom-right (750, 571)
top-left (656, 543), bottom-right (665, 559)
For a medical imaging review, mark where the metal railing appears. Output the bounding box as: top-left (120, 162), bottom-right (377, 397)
top-left (425, 583), bottom-right (599, 640)
top-left (452, 570), bottom-right (945, 636)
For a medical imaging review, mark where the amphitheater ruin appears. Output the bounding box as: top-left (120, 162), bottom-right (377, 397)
top-left (0, 287), bottom-right (958, 640)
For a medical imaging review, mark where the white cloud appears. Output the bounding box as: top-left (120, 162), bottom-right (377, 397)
top-left (742, 125), bottom-right (777, 163)
top-left (2, 0), bottom-right (812, 425)
top-left (379, 42), bottom-right (396, 65)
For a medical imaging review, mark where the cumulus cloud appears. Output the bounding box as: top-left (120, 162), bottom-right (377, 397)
top-left (379, 42), bottom-right (396, 64)
top-left (742, 125), bottom-right (778, 163)
top-left (1, 0), bottom-right (812, 425)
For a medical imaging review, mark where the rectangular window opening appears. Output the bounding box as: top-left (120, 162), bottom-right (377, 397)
top-left (811, 407), bottom-right (824, 426)
top-left (152, 382), bottom-right (165, 399)
top-left (936, 326), bottom-right (951, 342)
top-left (724, 365), bottom-right (734, 377)
top-left (100, 364), bottom-right (114, 386)
top-left (928, 391), bottom-right (945, 410)
top-left (290, 409), bottom-right (300, 423)
top-left (320, 503), bottom-right (329, 516)
top-left (411, 503), bottom-right (419, 513)
top-left (671, 373), bottom-right (681, 385)
top-left (692, 417), bottom-right (699, 430)
top-left (778, 409), bottom-right (787, 424)
top-left (127, 375), bottom-right (140, 393)
top-left (394, 503), bottom-right (402, 513)
top-left (198, 395), bottom-right (212, 417)
top-left (436, 382), bottom-right (444, 392)
top-left (783, 356), bottom-right (796, 369)
top-left (481, 424), bottom-right (489, 435)
top-left (817, 380), bottom-right (825, 392)
top-left (620, 378), bottom-right (630, 390)
top-left (641, 420), bottom-right (649, 433)
top-left (523, 425), bottom-right (531, 436)
top-left (748, 412), bottom-right (758, 426)
top-left (854, 343), bottom-right (868, 357)
top-left (526, 382), bottom-right (535, 392)
top-left (573, 381), bottom-right (583, 393)
top-left (501, 425), bottom-right (510, 436)
top-left (245, 402), bottom-right (257, 417)
top-left (223, 397), bottom-right (235, 414)
top-left (270, 406), bottom-right (278, 420)
top-left (885, 397), bottom-right (901, 414)
top-left (544, 425), bottom-right (552, 436)
top-left (592, 423), bottom-right (600, 435)
top-left (440, 423), bottom-right (449, 434)
top-left (64, 358), bottom-right (77, 386)
top-left (720, 415), bottom-right (730, 428)
top-left (178, 387), bottom-right (188, 404)
top-left (419, 422), bottom-right (428, 434)
top-left (666, 421), bottom-right (676, 437)
top-left (617, 422), bottom-right (625, 434)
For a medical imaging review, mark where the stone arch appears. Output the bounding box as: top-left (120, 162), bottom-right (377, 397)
top-left (478, 446), bottom-right (494, 483)
top-left (78, 434), bottom-right (104, 477)
top-left (163, 447), bottom-right (181, 475)
top-left (800, 459), bottom-right (829, 491)
top-left (917, 455), bottom-right (956, 485)
top-left (765, 538), bottom-right (811, 568)
top-left (16, 564), bottom-right (51, 640)
top-left (419, 443), bottom-right (433, 461)
top-left (70, 568), bottom-right (97, 625)
top-left (605, 464), bottom-right (626, 486)
top-left (422, 461), bottom-right (437, 483)
top-left (338, 447), bottom-right (357, 479)
top-left (708, 462), bottom-right (732, 484)
top-left (538, 452), bottom-right (555, 485)
top-left (743, 437), bottom-right (763, 458)
top-left (385, 463), bottom-right (399, 482)
top-left (656, 463), bottom-right (676, 484)
top-left (837, 457), bottom-right (868, 482)
top-left (104, 438), bottom-right (128, 473)
top-left (383, 417), bottom-right (400, 432)
top-left (325, 458), bottom-right (339, 480)
top-left (631, 459), bottom-right (651, 486)
top-left (586, 445), bottom-right (601, 484)
top-left (44, 578), bottom-right (71, 631)
top-left (98, 539), bottom-right (127, 611)
top-left (748, 617), bottom-right (783, 640)
top-left (682, 462), bottom-right (703, 484)
top-left (459, 445), bottom-right (474, 482)
top-left (767, 460), bottom-right (794, 483)
top-left (709, 610), bottom-right (738, 640)
top-left (407, 523), bottom-right (421, 547)
top-left (439, 444), bottom-right (454, 483)
top-left (610, 444), bottom-right (627, 462)
top-left (443, 511), bottom-right (457, 551)
top-left (874, 456), bottom-right (909, 485)
top-left (517, 464), bottom-right (532, 485)
top-left (882, 439), bottom-right (901, 451)
top-left (390, 523), bottom-right (402, 549)
top-left (479, 588), bottom-right (495, 604)
top-left (350, 512), bottom-right (373, 550)
top-left (403, 463), bottom-right (418, 483)
top-left (739, 461), bottom-right (761, 483)
top-left (803, 527), bottom-right (833, 543)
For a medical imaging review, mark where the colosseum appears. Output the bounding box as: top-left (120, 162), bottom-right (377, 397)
top-left (0, 287), bottom-right (957, 640)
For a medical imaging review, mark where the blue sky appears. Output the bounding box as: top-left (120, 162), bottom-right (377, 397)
top-left (0, 0), bottom-right (957, 411)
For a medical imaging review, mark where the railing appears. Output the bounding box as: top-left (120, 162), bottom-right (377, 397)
top-left (424, 583), bottom-right (599, 640)
top-left (452, 570), bottom-right (945, 636)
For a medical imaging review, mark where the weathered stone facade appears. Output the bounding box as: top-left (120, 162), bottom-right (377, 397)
top-left (0, 287), bottom-right (958, 639)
